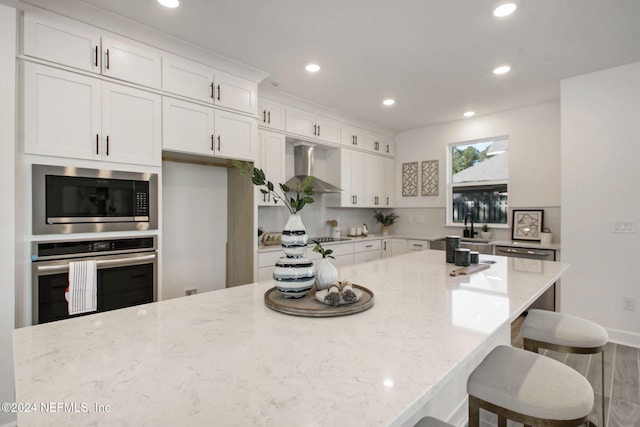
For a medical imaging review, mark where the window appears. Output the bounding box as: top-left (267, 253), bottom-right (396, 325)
top-left (448, 137), bottom-right (508, 224)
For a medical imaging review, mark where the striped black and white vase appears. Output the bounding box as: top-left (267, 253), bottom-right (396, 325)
top-left (274, 214), bottom-right (315, 298)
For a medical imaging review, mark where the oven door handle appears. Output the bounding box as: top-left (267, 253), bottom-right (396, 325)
top-left (35, 253), bottom-right (157, 274)
top-left (496, 247), bottom-right (550, 257)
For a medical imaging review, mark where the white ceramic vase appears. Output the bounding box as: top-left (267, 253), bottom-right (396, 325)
top-left (273, 214), bottom-right (315, 298)
top-left (315, 258), bottom-right (338, 290)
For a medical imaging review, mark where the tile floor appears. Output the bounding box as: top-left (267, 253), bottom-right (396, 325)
top-left (477, 316), bottom-right (640, 426)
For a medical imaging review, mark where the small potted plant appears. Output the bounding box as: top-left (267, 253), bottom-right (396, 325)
top-left (373, 210), bottom-right (399, 236)
top-left (313, 242), bottom-right (338, 290)
top-left (480, 224), bottom-right (492, 240)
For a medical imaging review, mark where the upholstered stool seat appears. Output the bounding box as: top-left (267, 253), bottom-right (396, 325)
top-left (521, 309), bottom-right (608, 426)
top-left (414, 416), bottom-right (454, 427)
top-left (467, 345), bottom-right (594, 426)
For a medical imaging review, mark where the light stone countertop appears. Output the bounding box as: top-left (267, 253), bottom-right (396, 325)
top-left (13, 251), bottom-right (569, 426)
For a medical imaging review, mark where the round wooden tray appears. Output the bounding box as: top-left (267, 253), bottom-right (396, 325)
top-left (264, 284), bottom-right (375, 317)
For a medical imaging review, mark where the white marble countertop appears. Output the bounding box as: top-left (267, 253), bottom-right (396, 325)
top-left (13, 251), bottom-right (569, 426)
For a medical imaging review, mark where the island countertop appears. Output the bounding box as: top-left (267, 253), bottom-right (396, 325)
top-left (13, 250), bottom-right (569, 426)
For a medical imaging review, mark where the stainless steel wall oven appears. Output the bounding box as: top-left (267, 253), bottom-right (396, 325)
top-left (32, 236), bottom-right (157, 324)
top-left (32, 164), bottom-right (158, 234)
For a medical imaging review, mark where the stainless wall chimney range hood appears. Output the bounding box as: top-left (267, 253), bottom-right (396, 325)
top-left (284, 142), bottom-right (343, 194)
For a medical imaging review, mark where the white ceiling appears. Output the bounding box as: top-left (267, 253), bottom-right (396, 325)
top-left (77, 0), bottom-right (640, 132)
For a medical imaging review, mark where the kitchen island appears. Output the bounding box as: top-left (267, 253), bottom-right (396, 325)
top-left (13, 250), bottom-right (569, 426)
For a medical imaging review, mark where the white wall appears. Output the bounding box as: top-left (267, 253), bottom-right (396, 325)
top-left (561, 61), bottom-right (640, 346)
top-left (393, 102), bottom-right (561, 237)
top-left (161, 161), bottom-right (227, 299)
top-left (0, 3), bottom-right (16, 426)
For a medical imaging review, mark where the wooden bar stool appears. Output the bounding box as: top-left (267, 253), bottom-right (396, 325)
top-left (467, 345), bottom-right (594, 427)
top-left (521, 309), bottom-right (608, 426)
top-left (414, 416), bottom-right (454, 427)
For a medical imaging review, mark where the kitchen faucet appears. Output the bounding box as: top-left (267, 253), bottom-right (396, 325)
top-left (463, 212), bottom-right (477, 238)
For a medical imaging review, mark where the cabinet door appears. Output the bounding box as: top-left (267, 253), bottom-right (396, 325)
top-left (391, 239), bottom-right (407, 256)
top-left (256, 131), bottom-right (285, 206)
top-left (365, 154), bottom-right (385, 207)
top-left (258, 100), bottom-right (285, 131)
top-left (102, 82), bottom-right (161, 166)
top-left (162, 54), bottom-right (214, 104)
top-left (101, 36), bottom-right (162, 89)
top-left (285, 108), bottom-right (316, 139)
top-left (407, 240), bottom-right (428, 251)
top-left (384, 158), bottom-right (395, 207)
top-left (354, 250), bottom-right (381, 263)
top-left (315, 116), bottom-right (341, 144)
top-left (341, 124), bottom-right (364, 148)
top-left (23, 11), bottom-right (101, 73)
top-left (350, 150), bottom-right (366, 206)
top-left (381, 239), bottom-right (393, 258)
top-left (214, 69), bottom-right (258, 115)
top-left (163, 97), bottom-right (215, 156)
top-left (214, 110), bottom-right (257, 161)
top-left (23, 62), bottom-right (101, 160)
top-left (384, 139), bottom-right (396, 156)
top-left (365, 132), bottom-right (384, 153)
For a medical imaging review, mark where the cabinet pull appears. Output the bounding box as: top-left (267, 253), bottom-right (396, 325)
top-left (267, 111), bottom-right (271, 124)
top-left (413, 244), bottom-right (423, 247)
top-left (262, 110), bottom-right (266, 123)
top-left (354, 135), bottom-right (357, 145)
top-left (94, 46), bottom-right (98, 67)
top-left (216, 84), bottom-right (221, 101)
top-left (354, 195), bottom-right (358, 204)
top-left (313, 124), bottom-right (317, 135)
top-left (105, 48), bottom-right (110, 69)
top-left (210, 135), bottom-right (214, 151)
top-left (386, 196), bottom-right (389, 205)
top-left (106, 135), bottom-right (110, 156)
top-left (352, 135), bottom-right (356, 145)
top-left (366, 244), bottom-right (373, 248)
top-left (386, 144), bottom-right (390, 153)
top-left (217, 135), bottom-right (221, 151)
top-left (211, 83), bottom-right (215, 99)
top-left (317, 125), bottom-right (320, 136)
top-left (96, 134), bottom-right (99, 154)
top-left (383, 241), bottom-right (387, 251)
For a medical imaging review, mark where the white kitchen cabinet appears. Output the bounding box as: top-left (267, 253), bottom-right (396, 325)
top-left (101, 82), bottom-right (162, 165)
top-left (23, 10), bottom-right (101, 73)
top-left (162, 54), bottom-right (257, 115)
top-left (23, 62), bottom-right (160, 166)
top-left (407, 239), bottom-right (428, 251)
top-left (341, 124), bottom-right (366, 149)
top-left (337, 148), bottom-right (366, 207)
top-left (384, 158), bottom-right (396, 207)
top-left (365, 132), bottom-right (385, 154)
top-left (365, 154), bottom-right (386, 207)
top-left (163, 97), bottom-right (215, 156)
top-left (214, 109), bottom-right (257, 161)
top-left (258, 99), bottom-right (285, 131)
top-left (256, 130), bottom-right (286, 206)
top-left (381, 238), bottom-right (393, 258)
top-left (285, 107), bottom-right (340, 144)
top-left (353, 239), bottom-right (381, 263)
top-left (384, 139), bottom-right (396, 156)
top-left (391, 239), bottom-right (407, 256)
top-left (22, 11), bottom-right (162, 89)
top-left (101, 36), bottom-right (162, 89)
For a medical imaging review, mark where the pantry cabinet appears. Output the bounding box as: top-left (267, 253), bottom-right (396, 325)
top-left (22, 11), bottom-right (162, 89)
top-left (162, 54), bottom-right (258, 115)
top-left (285, 107), bottom-right (341, 145)
top-left (163, 97), bottom-right (257, 161)
top-left (256, 130), bottom-right (286, 206)
top-left (23, 62), bottom-right (160, 166)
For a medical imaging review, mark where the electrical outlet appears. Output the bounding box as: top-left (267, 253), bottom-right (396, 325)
top-left (185, 289), bottom-right (197, 296)
top-left (623, 296), bottom-right (636, 311)
top-left (612, 220), bottom-right (635, 233)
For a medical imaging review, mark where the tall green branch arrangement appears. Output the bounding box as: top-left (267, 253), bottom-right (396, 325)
top-left (233, 160), bottom-right (315, 214)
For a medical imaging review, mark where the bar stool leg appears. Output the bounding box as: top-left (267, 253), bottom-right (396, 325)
top-left (468, 396), bottom-right (480, 427)
top-left (497, 415), bottom-right (506, 427)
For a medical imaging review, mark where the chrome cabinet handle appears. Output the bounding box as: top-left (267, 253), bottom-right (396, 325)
top-left (35, 253), bottom-right (156, 274)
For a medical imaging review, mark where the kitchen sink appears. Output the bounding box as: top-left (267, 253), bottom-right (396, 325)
top-left (429, 238), bottom-right (494, 254)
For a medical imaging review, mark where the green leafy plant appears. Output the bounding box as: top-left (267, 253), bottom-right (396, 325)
top-left (313, 241), bottom-right (334, 259)
top-left (482, 224), bottom-right (489, 232)
top-left (233, 160), bottom-right (314, 214)
top-left (373, 210), bottom-right (399, 226)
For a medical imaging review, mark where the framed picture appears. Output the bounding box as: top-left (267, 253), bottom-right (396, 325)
top-left (512, 209), bottom-right (543, 241)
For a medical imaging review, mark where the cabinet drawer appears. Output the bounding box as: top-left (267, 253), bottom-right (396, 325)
top-left (354, 239), bottom-right (381, 253)
top-left (407, 240), bottom-right (428, 251)
top-left (353, 250), bottom-right (380, 263)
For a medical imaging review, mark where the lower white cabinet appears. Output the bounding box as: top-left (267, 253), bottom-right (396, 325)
top-left (24, 62), bottom-right (161, 166)
top-left (407, 239), bottom-right (428, 251)
top-left (391, 239), bottom-right (407, 256)
top-left (381, 238), bottom-right (393, 258)
top-left (353, 239), bottom-right (381, 263)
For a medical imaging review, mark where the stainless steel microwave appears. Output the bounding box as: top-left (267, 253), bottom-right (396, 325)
top-left (32, 165), bottom-right (158, 234)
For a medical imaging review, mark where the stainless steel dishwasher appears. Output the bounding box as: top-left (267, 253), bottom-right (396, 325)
top-left (495, 245), bottom-right (556, 311)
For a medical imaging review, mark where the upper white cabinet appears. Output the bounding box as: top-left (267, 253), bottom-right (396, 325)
top-left (23, 62), bottom-right (161, 166)
top-left (258, 99), bottom-right (285, 131)
top-left (285, 107), bottom-right (340, 145)
top-left (162, 54), bottom-right (258, 115)
top-left (384, 157), bottom-right (396, 207)
top-left (341, 124), bottom-right (366, 149)
top-left (255, 130), bottom-right (286, 206)
top-left (22, 11), bottom-right (162, 89)
top-left (163, 96), bottom-right (257, 161)
top-left (337, 148), bottom-right (365, 207)
top-left (365, 154), bottom-right (385, 207)
top-left (384, 139), bottom-right (396, 156)
top-left (23, 10), bottom-right (101, 73)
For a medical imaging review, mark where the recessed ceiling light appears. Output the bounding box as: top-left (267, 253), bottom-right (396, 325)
top-left (493, 65), bottom-right (511, 75)
top-left (305, 63), bottom-right (320, 73)
top-left (382, 99), bottom-right (395, 106)
top-left (464, 111), bottom-right (475, 118)
top-left (493, 3), bottom-right (517, 17)
top-left (158, 0), bottom-right (179, 8)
